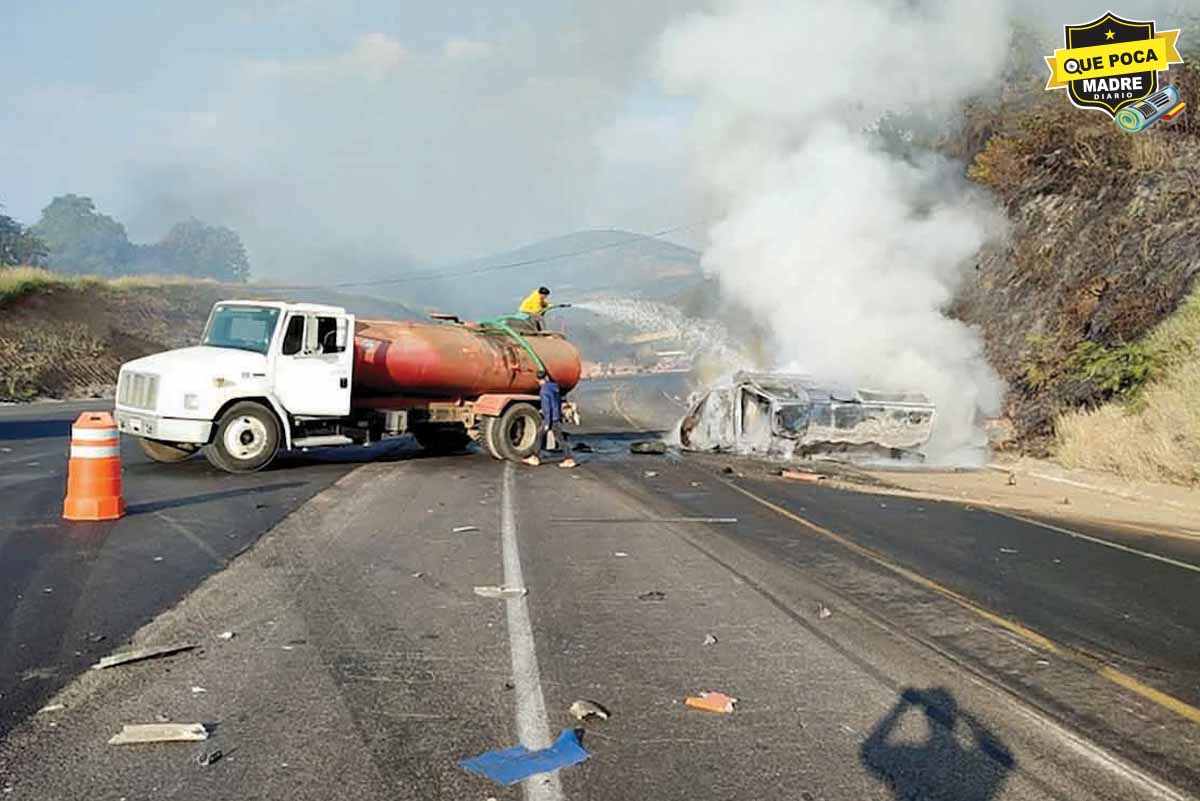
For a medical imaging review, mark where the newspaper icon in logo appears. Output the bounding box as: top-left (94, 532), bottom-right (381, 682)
top-left (1115, 85), bottom-right (1186, 132)
top-left (1045, 12), bottom-right (1184, 131)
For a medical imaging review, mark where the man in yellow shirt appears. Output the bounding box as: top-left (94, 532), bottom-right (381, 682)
top-left (518, 286), bottom-right (551, 330)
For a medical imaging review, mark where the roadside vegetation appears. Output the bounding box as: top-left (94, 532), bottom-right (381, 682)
top-left (1055, 284), bottom-right (1200, 484)
top-left (947, 46), bottom-right (1200, 484)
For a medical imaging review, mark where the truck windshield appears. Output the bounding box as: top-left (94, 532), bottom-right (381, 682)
top-left (202, 305), bottom-right (280, 354)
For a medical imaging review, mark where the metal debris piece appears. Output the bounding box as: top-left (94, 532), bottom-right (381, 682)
top-left (568, 700), bottom-right (610, 721)
top-left (637, 590), bottom-right (666, 602)
top-left (817, 604), bottom-right (832, 620)
top-left (613, 551), bottom-right (629, 558)
top-left (412, 571), bottom-right (425, 578)
top-left (685, 691), bottom-right (737, 714)
top-left (643, 470), bottom-right (658, 478)
top-left (197, 749), bottom-right (223, 766)
top-left (999, 547), bottom-right (1018, 554)
top-left (453, 525), bottom-right (480, 533)
top-left (703, 633), bottom-right (718, 646)
top-left (474, 586), bottom-right (527, 600)
top-left (38, 703), bottom-right (65, 713)
top-left (93, 644), bottom-right (196, 670)
top-left (108, 723), bottom-right (208, 745)
top-left (217, 631), bottom-right (234, 640)
top-left (630, 441), bottom-right (667, 455)
top-left (190, 686), bottom-right (206, 694)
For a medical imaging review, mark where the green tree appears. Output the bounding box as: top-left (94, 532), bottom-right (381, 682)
top-left (31, 194), bottom-right (133, 275)
top-left (0, 206), bottom-right (49, 267)
top-left (156, 218), bottom-right (251, 282)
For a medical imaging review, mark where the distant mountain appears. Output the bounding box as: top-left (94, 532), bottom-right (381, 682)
top-left (398, 229), bottom-right (703, 318)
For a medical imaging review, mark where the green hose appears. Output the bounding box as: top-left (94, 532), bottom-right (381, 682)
top-left (478, 315), bottom-right (547, 375)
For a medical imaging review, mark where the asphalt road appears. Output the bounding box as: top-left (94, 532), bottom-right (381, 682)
top-left (0, 399), bottom-right (404, 739)
top-left (1, 377), bottom-right (1198, 800)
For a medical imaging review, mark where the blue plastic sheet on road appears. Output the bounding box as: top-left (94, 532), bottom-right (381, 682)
top-left (459, 728), bottom-right (590, 785)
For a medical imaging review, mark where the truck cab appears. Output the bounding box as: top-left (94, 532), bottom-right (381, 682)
top-left (115, 300), bottom-right (355, 472)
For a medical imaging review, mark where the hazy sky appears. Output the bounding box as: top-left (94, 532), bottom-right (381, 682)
top-left (1, 0), bottom-right (701, 281)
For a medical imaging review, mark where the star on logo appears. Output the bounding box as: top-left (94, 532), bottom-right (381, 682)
top-left (1105, 29), bottom-right (1116, 40)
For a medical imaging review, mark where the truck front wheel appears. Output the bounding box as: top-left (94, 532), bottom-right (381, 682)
top-left (202, 402), bottom-right (281, 473)
top-left (138, 438), bottom-right (199, 463)
top-left (482, 403), bottom-right (542, 462)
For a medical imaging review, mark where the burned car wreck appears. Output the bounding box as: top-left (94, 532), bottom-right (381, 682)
top-left (679, 372), bottom-right (935, 460)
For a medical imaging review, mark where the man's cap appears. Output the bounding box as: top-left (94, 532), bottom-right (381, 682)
top-left (538, 286), bottom-right (550, 295)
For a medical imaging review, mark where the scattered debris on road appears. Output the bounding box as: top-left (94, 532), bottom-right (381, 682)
top-left (613, 551), bottom-right (629, 557)
top-left (685, 691), bottom-right (737, 714)
top-left (643, 470), bottom-right (658, 478)
top-left (197, 749), bottom-right (223, 767)
top-left (412, 571), bottom-right (425, 578)
top-left (108, 723), bottom-right (209, 745)
top-left (474, 586), bottom-right (527, 600)
top-left (459, 728), bottom-right (590, 785)
top-left (630, 441), bottom-right (667, 455)
top-left (817, 604), bottom-right (832, 620)
top-left (190, 686), bottom-right (206, 694)
top-left (999, 547), bottom-right (1019, 554)
top-left (637, 590), bottom-right (666, 602)
top-left (217, 631), bottom-right (234, 640)
top-left (569, 700), bottom-right (610, 721)
top-left (703, 633), bottom-right (718, 646)
top-left (453, 525), bottom-right (480, 533)
top-left (93, 643), bottom-right (196, 670)
top-left (38, 703), bottom-right (65, 714)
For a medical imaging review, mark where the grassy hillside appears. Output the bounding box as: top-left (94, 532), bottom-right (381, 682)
top-left (1054, 283), bottom-right (1200, 484)
top-left (950, 58), bottom-right (1200, 469)
top-left (0, 268), bottom-right (419, 401)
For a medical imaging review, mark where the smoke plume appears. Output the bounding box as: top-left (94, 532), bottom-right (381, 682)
top-left (656, 0), bottom-right (1014, 461)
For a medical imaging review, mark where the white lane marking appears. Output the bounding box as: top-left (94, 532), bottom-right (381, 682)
top-left (501, 462), bottom-right (563, 801)
top-left (1000, 511), bottom-right (1200, 576)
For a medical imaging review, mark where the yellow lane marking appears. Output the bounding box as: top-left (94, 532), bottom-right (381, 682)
top-left (722, 479), bottom-right (1200, 726)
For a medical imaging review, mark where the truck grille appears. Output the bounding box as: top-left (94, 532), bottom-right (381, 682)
top-left (117, 371), bottom-right (159, 410)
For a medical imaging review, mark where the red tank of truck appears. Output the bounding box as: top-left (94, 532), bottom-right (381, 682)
top-left (352, 319), bottom-right (582, 399)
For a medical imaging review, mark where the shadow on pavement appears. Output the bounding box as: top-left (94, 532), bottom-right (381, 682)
top-left (861, 687), bottom-right (1016, 801)
top-left (124, 483), bottom-right (308, 515)
top-left (0, 419), bottom-right (72, 441)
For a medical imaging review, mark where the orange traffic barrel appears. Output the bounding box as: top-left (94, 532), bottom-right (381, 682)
top-left (62, 411), bottom-right (125, 521)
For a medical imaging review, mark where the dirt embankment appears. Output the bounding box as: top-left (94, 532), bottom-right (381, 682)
top-left (0, 280), bottom-right (227, 401)
top-left (0, 273), bottom-right (422, 401)
top-left (950, 61), bottom-right (1200, 455)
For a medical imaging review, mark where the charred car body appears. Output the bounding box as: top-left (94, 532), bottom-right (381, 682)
top-left (679, 372), bottom-right (935, 460)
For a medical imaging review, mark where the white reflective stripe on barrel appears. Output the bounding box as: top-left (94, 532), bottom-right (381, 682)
top-left (71, 427), bottom-right (120, 442)
top-left (70, 444), bottom-right (120, 459)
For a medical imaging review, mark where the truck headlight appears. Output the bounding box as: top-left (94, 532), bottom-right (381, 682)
top-left (183, 393), bottom-right (200, 410)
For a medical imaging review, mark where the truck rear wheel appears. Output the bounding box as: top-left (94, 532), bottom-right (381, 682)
top-left (412, 424), bottom-right (472, 454)
top-left (202, 401), bottom-right (280, 473)
top-left (138, 438), bottom-right (199, 463)
top-left (482, 403), bottom-right (542, 462)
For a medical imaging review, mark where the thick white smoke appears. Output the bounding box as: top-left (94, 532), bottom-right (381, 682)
top-left (656, 0), bottom-right (1013, 462)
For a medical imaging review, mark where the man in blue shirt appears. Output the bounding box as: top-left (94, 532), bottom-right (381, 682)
top-left (524, 370), bottom-right (576, 468)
